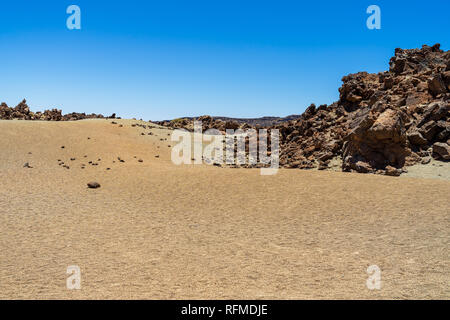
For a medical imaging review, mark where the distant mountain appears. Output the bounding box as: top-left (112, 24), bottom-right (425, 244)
top-left (211, 115), bottom-right (302, 126)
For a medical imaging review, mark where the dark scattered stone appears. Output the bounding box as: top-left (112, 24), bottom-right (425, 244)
top-left (87, 182), bottom-right (101, 189)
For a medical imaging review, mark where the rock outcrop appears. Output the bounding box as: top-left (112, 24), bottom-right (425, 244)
top-left (274, 44), bottom-right (449, 174)
top-left (158, 44), bottom-right (450, 175)
top-left (0, 99), bottom-right (116, 121)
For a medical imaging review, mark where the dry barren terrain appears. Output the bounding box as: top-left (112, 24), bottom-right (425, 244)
top-left (0, 119), bottom-right (448, 299)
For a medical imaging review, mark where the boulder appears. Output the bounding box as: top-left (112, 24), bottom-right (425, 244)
top-left (432, 142), bottom-right (450, 160)
top-left (407, 130), bottom-right (428, 145)
top-left (428, 74), bottom-right (447, 96)
top-left (87, 182), bottom-right (101, 189)
top-left (419, 120), bottom-right (441, 141)
top-left (385, 165), bottom-right (401, 176)
top-left (418, 102), bottom-right (449, 127)
top-left (342, 109), bottom-right (408, 172)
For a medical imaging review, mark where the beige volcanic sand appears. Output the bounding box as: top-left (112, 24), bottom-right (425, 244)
top-left (0, 119), bottom-right (449, 299)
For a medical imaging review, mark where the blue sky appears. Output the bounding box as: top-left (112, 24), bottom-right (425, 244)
top-left (0, 1), bottom-right (449, 120)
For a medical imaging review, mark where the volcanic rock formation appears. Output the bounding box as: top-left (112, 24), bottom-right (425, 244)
top-left (158, 44), bottom-right (450, 175)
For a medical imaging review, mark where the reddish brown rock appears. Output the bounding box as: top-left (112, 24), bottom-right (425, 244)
top-left (407, 130), bottom-right (428, 145)
top-left (428, 75), bottom-right (447, 96)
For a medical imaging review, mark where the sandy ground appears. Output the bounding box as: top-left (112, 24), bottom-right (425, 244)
top-left (0, 119), bottom-right (448, 299)
top-left (402, 158), bottom-right (450, 181)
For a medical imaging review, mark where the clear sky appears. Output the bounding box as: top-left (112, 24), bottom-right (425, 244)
top-left (1, 0), bottom-right (449, 120)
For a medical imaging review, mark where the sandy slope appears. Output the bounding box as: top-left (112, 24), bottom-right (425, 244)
top-left (0, 119), bottom-right (448, 299)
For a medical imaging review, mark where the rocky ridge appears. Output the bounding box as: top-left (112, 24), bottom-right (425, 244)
top-left (0, 99), bottom-right (116, 121)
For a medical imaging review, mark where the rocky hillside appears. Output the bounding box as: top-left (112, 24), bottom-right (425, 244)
top-left (159, 44), bottom-right (450, 175)
top-left (0, 99), bottom-right (116, 121)
top-left (275, 44), bottom-right (449, 175)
